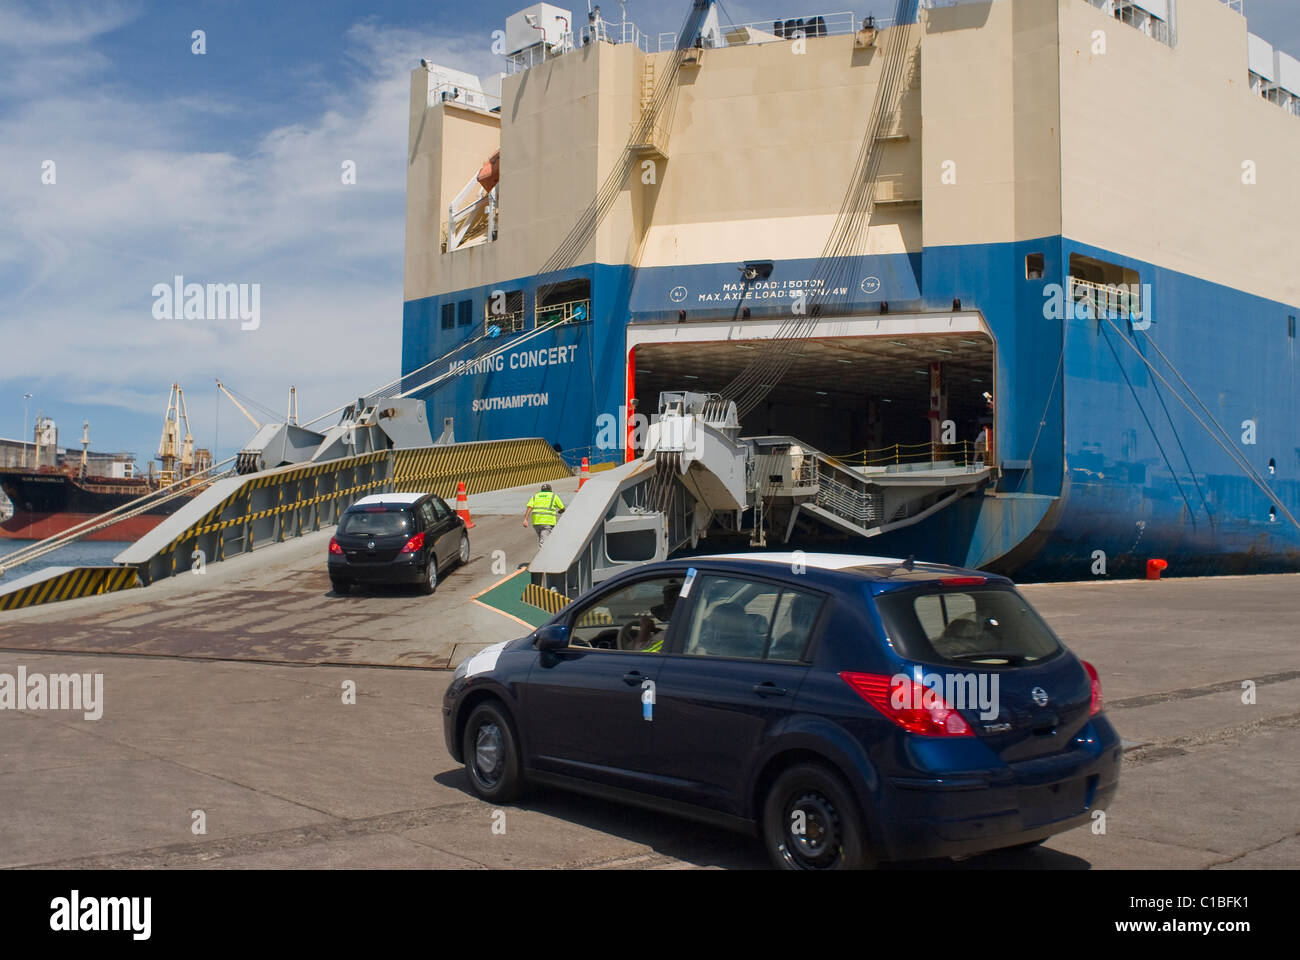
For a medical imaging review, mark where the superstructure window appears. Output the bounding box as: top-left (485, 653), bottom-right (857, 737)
top-left (484, 289), bottom-right (525, 334)
top-left (1025, 253), bottom-right (1045, 280)
top-left (1068, 254), bottom-right (1143, 320)
top-left (440, 303), bottom-right (455, 330)
top-left (1087, 1), bottom-right (1174, 48)
top-left (537, 278), bottom-right (591, 327)
top-left (457, 299), bottom-right (473, 327)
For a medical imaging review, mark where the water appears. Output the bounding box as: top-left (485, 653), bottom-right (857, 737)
top-left (0, 540), bottom-right (132, 582)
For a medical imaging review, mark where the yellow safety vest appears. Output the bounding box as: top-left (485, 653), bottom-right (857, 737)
top-left (527, 491), bottom-right (564, 526)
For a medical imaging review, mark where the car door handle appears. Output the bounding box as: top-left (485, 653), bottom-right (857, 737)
top-left (752, 682), bottom-right (787, 697)
top-left (622, 671), bottom-right (646, 685)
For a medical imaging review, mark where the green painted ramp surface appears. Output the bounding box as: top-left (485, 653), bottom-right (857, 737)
top-left (474, 570), bottom-right (550, 627)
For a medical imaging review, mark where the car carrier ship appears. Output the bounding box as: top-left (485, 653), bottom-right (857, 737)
top-left (393, 0), bottom-right (1297, 580)
top-left (0, 384), bottom-right (212, 541)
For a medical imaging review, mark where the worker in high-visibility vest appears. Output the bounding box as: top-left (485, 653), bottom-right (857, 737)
top-left (523, 483), bottom-right (565, 544)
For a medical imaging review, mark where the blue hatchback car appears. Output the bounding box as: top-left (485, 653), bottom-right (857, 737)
top-left (442, 553), bottom-right (1121, 869)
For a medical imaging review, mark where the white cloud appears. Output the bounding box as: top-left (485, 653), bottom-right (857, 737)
top-left (0, 10), bottom-right (493, 459)
top-left (0, 0), bottom-right (139, 49)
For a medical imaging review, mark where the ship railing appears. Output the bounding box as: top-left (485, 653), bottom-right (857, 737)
top-left (506, 41), bottom-right (555, 76)
top-left (505, 18), bottom-right (673, 71)
top-left (510, 11), bottom-right (872, 67)
top-left (628, 117), bottom-right (670, 154)
top-left (813, 466), bottom-right (884, 526)
top-left (537, 297), bottom-right (591, 328)
top-left (1082, 1), bottom-right (1174, 47)
top-left (557, 444), bottom-right (626, 470)
top-left (581, 18), bottom-right (654, 53)
top-left (1068, 276), bottom-right (1141, 319)
top-left (506, 29), bottom-right (586, 75)
top-left (658, 11), bottom-right (866, 49)
top-left (484, 308), bottom-right (526, 336)
top-left (429, 82), bottom-right (500, 113)
top-left (827, 439), bottom-right (986, 469)
top-left (0, 458), bottom-right (233, 577)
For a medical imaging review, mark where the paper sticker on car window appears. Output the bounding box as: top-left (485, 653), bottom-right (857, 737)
top-left (680, 567), bottom-right (697, 598)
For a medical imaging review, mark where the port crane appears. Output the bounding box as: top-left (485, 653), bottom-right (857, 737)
top-left (215, 379), bottom-right (264, 431)
top-left (156, 383), bottom-right (195, 484)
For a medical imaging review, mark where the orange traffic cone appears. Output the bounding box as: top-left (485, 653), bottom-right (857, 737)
top-left (455, 480), bottom-right (475, 529)
top-left (579, 456), bottom-right (590, 489)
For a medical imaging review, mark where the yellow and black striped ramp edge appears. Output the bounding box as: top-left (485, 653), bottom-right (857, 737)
top-left (159, 451), bottom-right (390, 554)
top-left (522, 582), bottom-right (571, 616)
top-left (393, 439), bottom-right (570, 498)
top-left (0, 566), bottom-right (140, 611)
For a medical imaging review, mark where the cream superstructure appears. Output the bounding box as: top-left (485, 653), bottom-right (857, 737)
top-left (406, 0), bottom-right (1300, 309)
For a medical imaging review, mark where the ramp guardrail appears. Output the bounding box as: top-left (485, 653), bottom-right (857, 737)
top-left (1, 439), bottom-right (572, 610)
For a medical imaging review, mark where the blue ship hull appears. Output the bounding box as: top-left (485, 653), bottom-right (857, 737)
top-left (401, 236), bottom-right (1299, 580)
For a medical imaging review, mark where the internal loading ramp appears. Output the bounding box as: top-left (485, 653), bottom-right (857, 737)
top-left (529, 391), bottom-right (994, 601)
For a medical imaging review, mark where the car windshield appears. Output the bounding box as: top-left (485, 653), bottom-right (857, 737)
top-left (339, 508), bottom-right (412, 537)
top-left (874, 585), bottom-right (1061, 666)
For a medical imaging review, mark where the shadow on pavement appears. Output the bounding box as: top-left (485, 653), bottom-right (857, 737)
top-left (433, 769), bottom-right (1095, 870)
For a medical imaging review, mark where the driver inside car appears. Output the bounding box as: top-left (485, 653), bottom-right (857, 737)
top-left (621, 581), bottom-right (682, 652)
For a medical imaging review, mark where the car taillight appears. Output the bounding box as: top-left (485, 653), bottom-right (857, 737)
top-left (840, 671), bottom-right (973, 737)
top-left (941, 576), bottom-right (986, 586)
top-left (328, 537), bottom-right (343, 555)
top-left (400, 532), bottom-right (425, 554)
top-left (1082, 660), bottom-right (1103, 716)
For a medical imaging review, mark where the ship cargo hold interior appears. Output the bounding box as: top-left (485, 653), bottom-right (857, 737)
top-left (630, 324), bottom-right (995, 465)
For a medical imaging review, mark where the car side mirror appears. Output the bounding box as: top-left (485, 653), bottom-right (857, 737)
top-left (535, 624), bottom-right (570, 652)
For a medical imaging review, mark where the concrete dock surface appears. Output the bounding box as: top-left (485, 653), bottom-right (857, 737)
top-left (0, 499), bottom-right (1296, 867)
top-left (0, 477), bottom-right (585, 668)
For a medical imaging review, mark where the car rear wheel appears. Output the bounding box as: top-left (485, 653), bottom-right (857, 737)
top-left (330, 578), bottom-right (350, 596)
top-left (763, 764), bottom-right (872, 870)
top-left (457, 532), bottom-right (470, 566)
top-left (421, 557), bottom-right (438, 595)
top-left (462, 701), bottom-right (524, 803)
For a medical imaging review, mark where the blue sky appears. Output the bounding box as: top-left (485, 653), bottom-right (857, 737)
top-left (1, 0), bottom-right (1297, 469)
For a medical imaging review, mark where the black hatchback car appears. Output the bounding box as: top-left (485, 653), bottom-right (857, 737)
top-left (443, 552), bottom-right (1121, 869)
top-left (328, 492), bottom-right (469, 595)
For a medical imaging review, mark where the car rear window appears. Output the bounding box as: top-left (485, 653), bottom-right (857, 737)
top-left (874, 585), bottom-right (1061, 666)
top-left (339, 508), bottom-right (413, 537)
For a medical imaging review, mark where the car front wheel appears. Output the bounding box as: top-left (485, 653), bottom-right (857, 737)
top-left (457, 532), bottom-right (470, 566)
top-left (763, 763), bottom-right (872, 870)
top-left (462, 701), bottom-right (524, 802)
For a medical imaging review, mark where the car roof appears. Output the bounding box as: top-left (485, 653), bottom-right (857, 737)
top-left (349, 493), bottom-right (428, 509)
top-left (672, 552), bottom-right (1012, 586)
